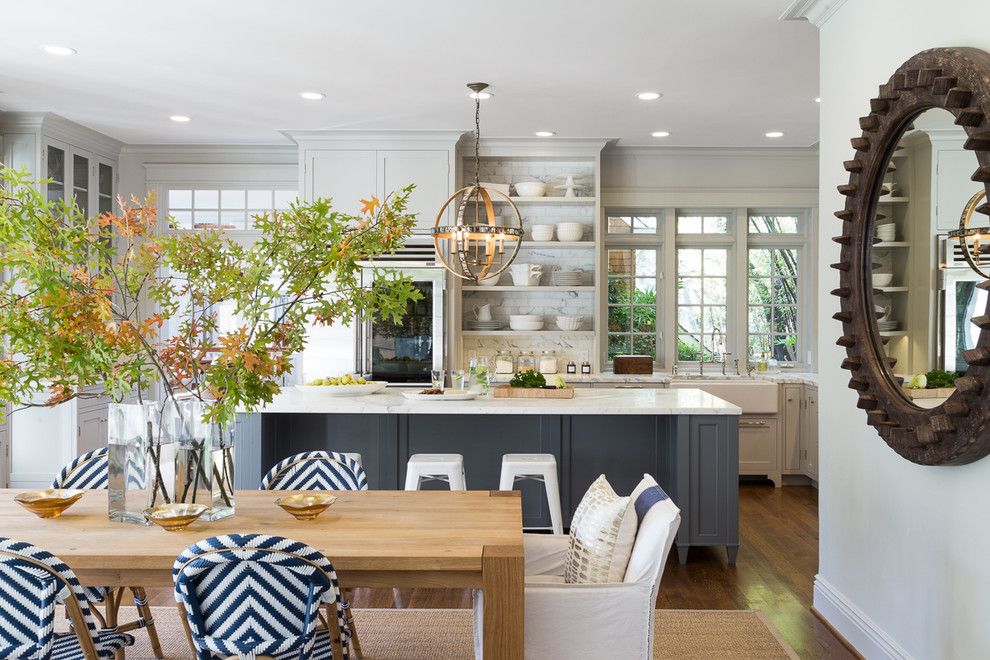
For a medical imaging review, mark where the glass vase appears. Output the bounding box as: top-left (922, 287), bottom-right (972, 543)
top-left (172, 399), bottom-right (236, 521)
top-left (108, 401), bottom-right (177, 525)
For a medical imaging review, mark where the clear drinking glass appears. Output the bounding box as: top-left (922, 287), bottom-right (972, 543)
top-left (431, 369), bottom-right (444, 389)
top-left (453, 369), bottom-right (467, 389)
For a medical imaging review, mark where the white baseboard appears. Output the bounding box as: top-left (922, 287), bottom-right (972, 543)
top-left (813, 575), bottom-right (913, 660)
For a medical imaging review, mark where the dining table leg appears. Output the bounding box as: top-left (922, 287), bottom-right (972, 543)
top-left (482, 544), bottom-right (525, 659)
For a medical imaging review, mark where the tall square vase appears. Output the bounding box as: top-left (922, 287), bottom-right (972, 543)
top-left (107, 401), bottom-right (177, 525)
top-left (172, 399), bottom-right (235, 521)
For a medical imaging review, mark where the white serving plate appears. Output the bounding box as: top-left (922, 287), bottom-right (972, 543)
top-left (295, 381), bottom-right (388, 397)
top-left (403, 389), bottom-right (479, 401)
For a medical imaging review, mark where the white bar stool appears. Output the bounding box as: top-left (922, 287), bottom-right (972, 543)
top-left (499, 453), bottom-right (563, 535)
top-left (404, 454), bottom-right (466, 490)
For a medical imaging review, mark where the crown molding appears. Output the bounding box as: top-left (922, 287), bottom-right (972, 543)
top-left (282, 128), bottom-right (467, 151)
top-left (780, 0), bottom-right (850, 27)
top-left (120, 144), bottom-right (297, 164)
top-left (0, 112), bottom-right (123, 158)
top-left (603, 145), bottom-right (818, 160)
top-left (465, 136), bottom-right (615, 158)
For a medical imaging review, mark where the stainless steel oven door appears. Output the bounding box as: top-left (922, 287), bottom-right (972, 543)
top-left (940, 267), bottom-right (987, 371)
top-left (357, 265), bottom-right (445, 385)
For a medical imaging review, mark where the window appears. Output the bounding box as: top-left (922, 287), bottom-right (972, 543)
top-left (166, 188), bottom-right (297, 231)
top-left (748, 249), bottom-right (799, 361)
top-left (677, 213), bottom-right (730, 235)
top-left (676, 248), bottom-right (728, 361)
top-left (749, 214), bottom-right (801, 234)
top-left (607, 248), bottom-right (659, 360)
top-left (608, 215), bottom-right (658, 235)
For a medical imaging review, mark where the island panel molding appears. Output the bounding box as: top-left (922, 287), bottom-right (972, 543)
top-left (833, 47), bottom-right (990, 465)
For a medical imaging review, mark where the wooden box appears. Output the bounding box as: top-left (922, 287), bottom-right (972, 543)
top-left (903, 387), bottom-right (956, 400)
top-left (492, 385), bottom-right (576, 399)
top-left (613, 355), bottom-right (654, 375)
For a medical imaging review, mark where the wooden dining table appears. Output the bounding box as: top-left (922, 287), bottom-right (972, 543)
top-left (0, 488), bottom-right (525, 659)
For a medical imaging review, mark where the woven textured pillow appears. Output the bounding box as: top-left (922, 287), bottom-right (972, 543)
top-left (564, 474), bottom-right (638, 583)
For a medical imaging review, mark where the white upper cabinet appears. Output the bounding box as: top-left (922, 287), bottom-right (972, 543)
top-left (379, 149), bottom-right (450, 232)
top-left (307, 150), bottom-right (378, 212)
top-left (291, 130), bottom-right (462, 233)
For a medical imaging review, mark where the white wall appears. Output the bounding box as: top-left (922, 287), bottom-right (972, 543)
top-left (809, 1), bottom-right (990, 657)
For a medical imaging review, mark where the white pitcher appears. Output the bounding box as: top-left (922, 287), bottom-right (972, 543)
top-left (473, 304), bottom-right (493, 321)
top-left (509, 263), bottom-right (543, 286)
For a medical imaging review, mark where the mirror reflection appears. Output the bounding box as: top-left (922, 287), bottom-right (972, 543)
top-left (870, 108), bottom-right (986, 407)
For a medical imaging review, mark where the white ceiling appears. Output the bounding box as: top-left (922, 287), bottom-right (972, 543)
top-left (0, 0), bottom-right (820, 147)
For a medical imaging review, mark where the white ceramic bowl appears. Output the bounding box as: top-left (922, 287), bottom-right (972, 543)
top-left (531, 224), bottom-right (555, 241)
top-left (872, 273), bottom-right (894, 287)
top-left (555, 222), bottom-right (585, 242)
top-left (509, 320), bottom-right (545, 331)
top-left (510, 314), bottom-right (542, 322)
top-left (555, 315), bottom-right (583, 331)
top-left (514, 181), bottom-right (547, 197)
top-left (477, 272), bottom-right (501, 286)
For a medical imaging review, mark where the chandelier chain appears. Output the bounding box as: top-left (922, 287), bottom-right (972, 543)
top-left (474, 95), bottom-right (481, 189)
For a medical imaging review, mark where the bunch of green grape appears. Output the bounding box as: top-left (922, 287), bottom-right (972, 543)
top-left (307, 374), bottom-right (368, 386)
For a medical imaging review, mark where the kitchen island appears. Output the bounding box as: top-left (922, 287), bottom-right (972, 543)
top-left (235, 387), bottom-right (741, 563)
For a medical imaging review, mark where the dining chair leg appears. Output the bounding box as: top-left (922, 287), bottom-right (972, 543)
top-left (176, 602), bottom-right (200, 658)
top-left (325, 602), bottom-right (345, 660)
top-left (104, 588), bottom-right (124, 660)
top-left (131, 587), bottom-right (165, 658)
top-left (343, 588), bottom-right (363, 659)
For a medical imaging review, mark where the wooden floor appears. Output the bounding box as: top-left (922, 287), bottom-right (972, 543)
top-left (147, 483), bottom-right (852, 659)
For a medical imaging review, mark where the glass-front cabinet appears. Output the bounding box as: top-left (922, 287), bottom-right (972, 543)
top-left (42, 140), bottom-right (115, 220)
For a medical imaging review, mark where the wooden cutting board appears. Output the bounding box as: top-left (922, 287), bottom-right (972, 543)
top-left (492, 385), bottom-right (575, 399)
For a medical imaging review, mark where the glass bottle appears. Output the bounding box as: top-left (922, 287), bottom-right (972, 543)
top-left (566, 360), bottom-right (577, 374)
top-left (518, 351), bottom-right (536, 372)
top-left (581, 360), bottom-right (592, 375)
top-left (495, 350), bottom-right (515, 375)
top-left (539, 350), bottom-right (558, 374)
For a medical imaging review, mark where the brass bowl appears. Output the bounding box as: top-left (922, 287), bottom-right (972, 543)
top-left (276, 493), bottom-right (337, 521)
top-left (144, 503), bottom-right (208, 531)
top-left (15, 489), bottom-right (86, 519)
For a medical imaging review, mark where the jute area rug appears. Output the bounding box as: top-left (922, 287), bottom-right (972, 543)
top-left (60, 606), bottom-right (799, 659)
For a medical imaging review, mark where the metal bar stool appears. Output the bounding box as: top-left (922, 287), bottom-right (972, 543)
top-left (499, 453), bottom-right (563, 534)
top-left (404, 454), bottom-right (466, 490)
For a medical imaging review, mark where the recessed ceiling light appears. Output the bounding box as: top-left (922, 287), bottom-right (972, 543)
top-left (637, 91), bottom-right (662, 101)
top-left (169, 115), bottom-right (191, 123)
top-left (535, 131), bottom-right (556, 137)
top-left (814, 97), bottom-right (822, 103)
top-left (469, 90), bottom-right (492, 100)
top-left (765, 131), bottom-right (784, 138)
top-left (42, 45), bottom-right (76, 56)
top-left (299, 91), bottom-right (325, 101)
top-left (651, 131), bottom-right (671, 138)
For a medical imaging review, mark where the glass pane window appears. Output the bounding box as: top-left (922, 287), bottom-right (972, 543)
top-left (749, 214), bottom-right (801, 234)
top-left (676, 247), bottom-right (728, 361)
top-left (607, 215), bottom-right (658, 235)
top-left (747, 248), bottom-right (799, 362)
top-left (676, 213), bottom-right (729, 235)
top-left (607, 248), bottom-right (659, 361)
top-left (166, 187), bottom-right (297, 231)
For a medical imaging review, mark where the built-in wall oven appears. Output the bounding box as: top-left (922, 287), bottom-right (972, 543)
top-left (356, 245), bottom-right (445, 386)
top-left (938, 236), bottom-right (987, 371)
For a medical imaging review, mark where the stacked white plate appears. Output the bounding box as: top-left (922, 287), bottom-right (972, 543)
top-left (876, 224), bottom-right (896, 242)
top-left (509, 314), bottom-right (544, 331)
top-left (877, 320), bottom-right (899, 331)
top-left (468, 319), bottom-right (503, 331)
top-left (552, 270), bottom-right (584, 286)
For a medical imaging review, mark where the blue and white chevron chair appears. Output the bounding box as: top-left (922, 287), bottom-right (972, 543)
top-left (262, 451), bottom-right (366, 657)
top-left (173, 534), bottom-right (350, 660)
top-left (0, 537), bottom-right (134, 660)
top-left (52, 447), bottom-right (164, 658)
top-left (261, 451), bottom-right (368, 491)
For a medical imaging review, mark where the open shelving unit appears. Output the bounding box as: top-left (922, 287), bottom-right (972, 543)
top-left (450, 138), bottom-right (610, 372)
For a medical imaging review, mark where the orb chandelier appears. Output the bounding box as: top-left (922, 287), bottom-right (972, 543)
top-left (432, 82), bottom-right (523, 282)
top-left (948, 189), bottom-right (990, 279)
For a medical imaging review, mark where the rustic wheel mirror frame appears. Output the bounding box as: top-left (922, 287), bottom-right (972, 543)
top-left (835, 47), bottom-right (990, 466)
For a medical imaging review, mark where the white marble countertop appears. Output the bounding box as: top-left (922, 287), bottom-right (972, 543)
top-left (255, 386), bottom-right (742, 416)
top-left (556, 371), bottom-right (817, 385)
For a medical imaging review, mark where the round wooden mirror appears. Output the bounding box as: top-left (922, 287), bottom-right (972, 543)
top-left (835, 47), bottom-right (990, 465)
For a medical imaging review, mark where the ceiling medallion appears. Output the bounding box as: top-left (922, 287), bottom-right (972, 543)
top-left (432, 82), bottom-right (523, 282)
